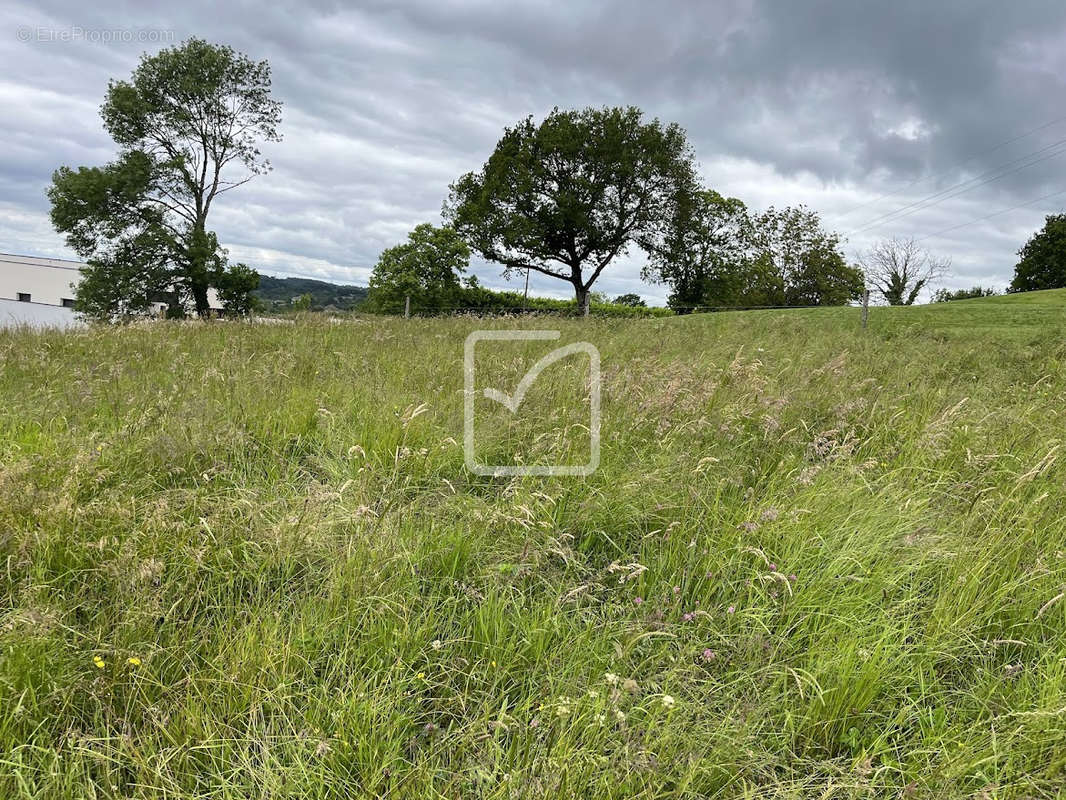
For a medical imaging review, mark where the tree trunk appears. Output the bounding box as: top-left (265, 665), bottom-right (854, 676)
top-left (575, 286), bottom-right (590, 317)
top-left (190, 280), bottom-right (210, 318)
top-left (188, 223), bottom-right (212, 317)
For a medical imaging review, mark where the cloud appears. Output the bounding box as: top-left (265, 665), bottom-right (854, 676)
top-left (2, 0), bottom-right (1066, 303)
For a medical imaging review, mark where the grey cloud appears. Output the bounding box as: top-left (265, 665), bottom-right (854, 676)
top-left (2, 0), bottom-right (1066, 302)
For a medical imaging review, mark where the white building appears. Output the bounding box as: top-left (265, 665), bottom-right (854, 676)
top-left (0, 253), bottom-right (81, 307)
top-left (0, 253), bottom-right (82, 328)
top-left (0, 253), bottom-right (223, 327)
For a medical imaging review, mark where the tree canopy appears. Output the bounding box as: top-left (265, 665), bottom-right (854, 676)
top-left (48, 38), bottom-right (280, 319)
top-left (644, 199), bottom-right (861, 310)
top-left (445, 106), bottom-right (696, 313)
top-left (364, 224), bottom-right (471, 314)
top-left (642, 189), bottom-right (751, 311)
top-left (1010, 214), bottom-right (1066, 292)
top-left (750, 206), bottom-right (864, 307)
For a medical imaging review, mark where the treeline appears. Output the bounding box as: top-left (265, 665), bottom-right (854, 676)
top-left (365, 107), bottom-right (868, 315)
top-left (643, 197), bottom-right (863, 312)
top-left (360, 225), bottom-right (669, 316)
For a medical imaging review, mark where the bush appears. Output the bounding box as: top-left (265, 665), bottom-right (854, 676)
top-left (932, 286), bottom-right (998, 302)
top-left (400, 285), bottom-right (672, 317)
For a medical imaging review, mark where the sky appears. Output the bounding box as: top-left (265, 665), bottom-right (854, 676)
top-left (3, 0), bottom-right (1066, 304)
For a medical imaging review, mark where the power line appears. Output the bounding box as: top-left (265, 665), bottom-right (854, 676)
top-left (849, 135), bottom-right (1066, 236)
top-left (916, 186), bottom-right (1066, 243)
top-left (850, 135), bottom-right (1066, 233)
top-left (835, 112), bottom-right (1066, 220)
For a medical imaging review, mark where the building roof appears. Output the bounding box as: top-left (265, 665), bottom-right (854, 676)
top-left (0, 252), bottom-right (85, 270)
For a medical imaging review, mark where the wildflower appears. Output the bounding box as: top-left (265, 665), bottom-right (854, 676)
top-left (661, 695), bottom-right (676, 709)
top-left (416, 672), bottom-right (426, 680)
top-left (605, 672), bottom-right (619, 685)
top-left (529, 718), bottom-right (539, 728)
top-left (430, 639), bottom-right (443, 650)
top-left (788, 574), bottom-right (797, 583)
top-left (633, 596), bottom-right (643, 605)
top-left (127, 657), bottom-right (141, 667)
top-left (490, 660), bottom-right (497, 668)
top-left (622, 678), bottom-right (640, 695)
top-left (727, 605), bottom-right (735, 614)
top-left (587, 690), bottom-right (599, 699)
top-left (768, 563), bottom-right (777, 572)
top-left (673, 586), bottom-right (681, 594)
top-left (556, 704), bottom-right (571, 717)
top-left (615, 710), bottom-right (626, 722)
top-left (92, 656), bottom-right (105, 669)
top-left (681, 612), bottom-right (694, 622)
top-left (595, 713), bottom-right (606, 725)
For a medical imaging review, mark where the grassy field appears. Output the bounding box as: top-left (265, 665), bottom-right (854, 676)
top-left (2, 290), bottom-right (1066, 798)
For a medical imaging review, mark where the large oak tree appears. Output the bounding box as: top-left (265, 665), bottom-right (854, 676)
top-left (49, 38), bottom-right (280, 318)
top-left (445, 106), bottom-right (696, 314)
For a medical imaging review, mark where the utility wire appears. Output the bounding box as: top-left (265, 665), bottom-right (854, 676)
top-left (916, 186), bottom-right (1066, 243)
top-left (850, 135), bottom-right (1066, 235)
top-left (835, 112), bottom-right (1066, 220)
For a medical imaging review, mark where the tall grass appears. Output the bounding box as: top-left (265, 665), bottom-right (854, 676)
top-left (1, 291), bottom-right (1065, 797)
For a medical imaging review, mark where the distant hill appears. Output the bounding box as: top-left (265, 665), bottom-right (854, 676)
top-left (254, 275), bottom-right (368, 311)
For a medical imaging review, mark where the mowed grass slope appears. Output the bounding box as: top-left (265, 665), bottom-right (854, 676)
top-left (1, 291), bottom-right (1065, 798)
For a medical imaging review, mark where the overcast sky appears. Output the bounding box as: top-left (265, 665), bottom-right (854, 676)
top-left (3, 0), bottom-right (1066, 303)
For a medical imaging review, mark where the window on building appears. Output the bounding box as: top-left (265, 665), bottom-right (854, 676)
top-left (61, 298), bottom-right (75, 308)
top-left (17, 293), bottom-right (30, 302)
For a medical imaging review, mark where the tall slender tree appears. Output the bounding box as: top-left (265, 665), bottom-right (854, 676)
top-left (49, 38), bottom-right (280, 318)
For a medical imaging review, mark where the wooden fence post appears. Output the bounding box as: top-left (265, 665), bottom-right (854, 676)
top-left (861, 289), bottom-right (869, 330)
top-left (404, 295), bottom-right (411, 319)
